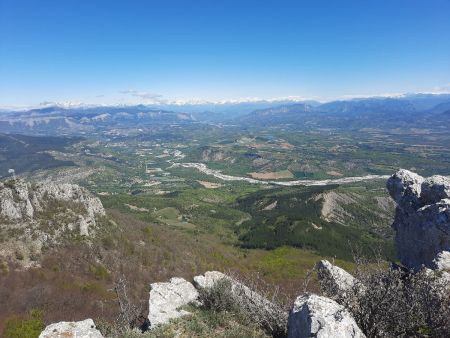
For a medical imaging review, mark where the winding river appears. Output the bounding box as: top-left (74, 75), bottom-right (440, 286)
top-left (171, 162), bottom-right (389, 186)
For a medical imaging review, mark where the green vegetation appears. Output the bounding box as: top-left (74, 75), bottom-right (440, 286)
top-left (89, 263), bottom-right (111, 280)
top-left (99, 306), bottom-right (269, 338)
top-left (3, 309), bottom-right (45, 338)
top-left (252, 246), bottom-right (353, 281)
top-left (236, 186), bottom-right (394, 260)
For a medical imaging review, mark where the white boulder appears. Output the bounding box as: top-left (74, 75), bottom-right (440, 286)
top-left (317, 260), bottom-right (356, 294)
top-left (193, 270), bottom-right (228, 289)
top-left (288, 294), bottom-right (365, 338)
top-left (39, 318), bottom-right (103, 338)
top-left (386, 169), bottom-right (424, 209)
top-left (148, 277), bottom-right (199, 327)
top-left (433, 250), bottom-right (450, 271)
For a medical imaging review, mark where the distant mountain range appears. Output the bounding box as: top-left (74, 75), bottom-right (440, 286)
top-left (0, 93), bottom-right (448, 134)
top-left (237, 94), bottom-right (450, 128)
top-left (0, 105), bottom-right (195, 135)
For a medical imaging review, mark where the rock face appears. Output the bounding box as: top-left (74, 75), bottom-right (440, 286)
top-left (387, 169), bottom-right (450, 269)
top-left (317, 260), bottom-right (356, 294)
top-left (148, 277), bottom-right (199, 327)
top-left (288, 294), bottom-right (365, 338)
top-left (39, 318), bottom-right (103, 338)
top-left (0, 179), bottom-right (105, 226)
top-left (0, 179), bottom-right (105, 266)
top-left (433, 250), bottom-right (450, 271)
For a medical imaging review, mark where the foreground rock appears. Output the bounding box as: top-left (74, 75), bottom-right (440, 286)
top-left (39, 318), bottom-right (103, 338)
top-left (387, 169), bottom-right (450, 270)
top-left (317, 260), bottom-right (356, 294)
top-left (288, 294), bottom-right (365, 338)
top-left (0, 178), bottom-right (105, 266)
top-left (194, 271), bottom-right (288, 334)
top-left (148, 277), bottom-right (199, 327)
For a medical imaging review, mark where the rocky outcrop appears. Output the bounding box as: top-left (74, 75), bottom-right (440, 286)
top-left (0, 179), bottom-right (105, 226)
top-left (39, 318), bottom-right (103, 338)
top-left (148, 277), bottom-right (199, 327)
top-left (433, 250), bottom-right (450, 271)
top-left (287, 294), bottom-right (365, 338)
top-left (387, 169), bottom-right (450, 270)
top-left (0, 179), bottom-right (105, 266)
top-left (317, 260), bottom-right (356, 294)
top-left (194, 271), bottom-right (288, 334)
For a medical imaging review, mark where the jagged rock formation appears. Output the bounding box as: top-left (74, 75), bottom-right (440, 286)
top-left (0, 178), bottom-right (105, 266)
top-left (287, 294), bottom-right (366, 338)
top-left (387, 169), bottom-right (450, 269)
top-left (148, 277), bottom-right (199, 327)
top-left (39, 318), bottom-right (103, 338)
top-left (317, 260), bottom-right (356, 294)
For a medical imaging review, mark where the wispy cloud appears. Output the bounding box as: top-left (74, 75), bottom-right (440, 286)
top-left (431, 83), bottom-right (450, 94)
top-left (120, 90), bottom-right (166, 103)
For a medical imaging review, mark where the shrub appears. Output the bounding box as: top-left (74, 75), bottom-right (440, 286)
top-left (3, 309), bottom-right (45, 338)
top-left (198, 278), bottom-right (237, 313)
top-left (0, 262), bottom-right (9, 275)
top-left (198, 274), bottom-right (288, 338)
top-left (89, 264), bottom-right (110, 280)
top-left (319, 256), bottom-right (450, 338)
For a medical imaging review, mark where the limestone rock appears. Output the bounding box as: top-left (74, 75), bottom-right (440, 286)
top-left (421, 175), bottom-right (450, 205)
top-left (387, 170), bottom-right (450, 269)
top-left (0, 178), bottom-right (105, 266)
top-left (386, 169), bottom-right (423, 210)
top-left (194, 271), bottom-right (288, 333)
top-left (78, 215), bottom-right (91, 237)
top-left (317, 260), bottom-right (356, 294)
top-left (194, 271), bottom-right (269, 308)
top-left (148, 277), bottom-right (199, 327)
top-left (193, 270), bottom-right (227, 289)
top-left (288, 294), bottom-right (365, 338)
top-left (39, 318), bottom-right (103, 338)
top-left (0, 179), bottom-right (105, 225)
top-left (433, 251), bottom-right (450, 271)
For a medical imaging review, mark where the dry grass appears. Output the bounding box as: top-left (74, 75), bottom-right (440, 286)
top-left (248, 170), bottom-right (293, 180)
top-left (197, 181), bottom-right (222, 189)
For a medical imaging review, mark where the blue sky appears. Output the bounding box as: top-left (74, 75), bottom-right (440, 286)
top-left (1, 0), bottom-right (450, 106)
